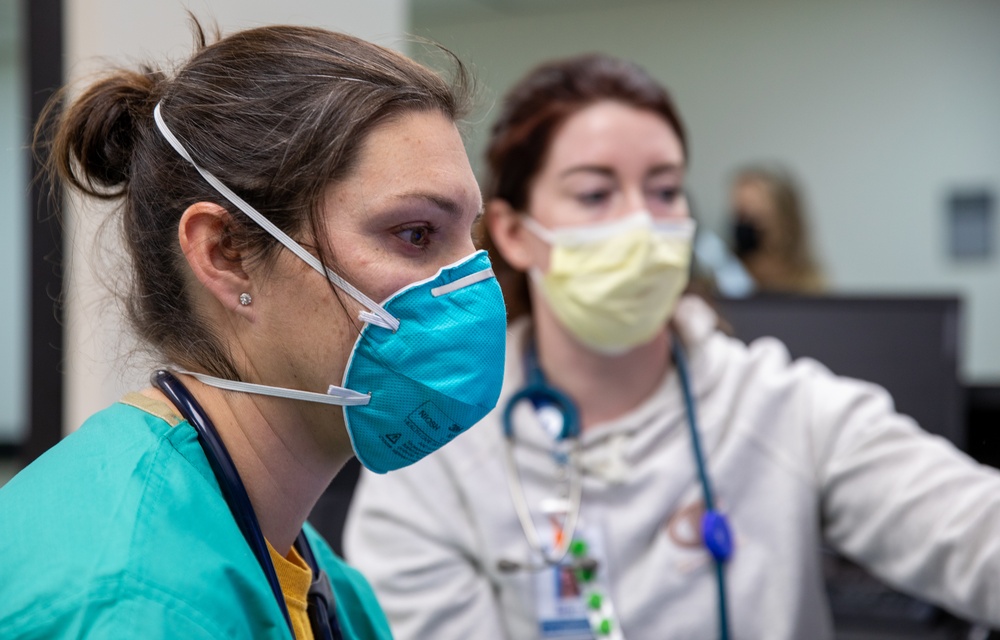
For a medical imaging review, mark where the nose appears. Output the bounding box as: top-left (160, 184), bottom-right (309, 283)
top-left (623, 187), bottom-right (647, 216)
top-left (450, 234), bottom-right (477, 263)
top-left (649, 191), bottom-right (690, 220)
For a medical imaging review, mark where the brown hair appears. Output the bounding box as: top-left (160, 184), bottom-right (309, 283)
top-left (481, 53), bottom-right (688, 320)
top-left (733, 165), bottom-right (825, 292)
top-left (38, 21), bottom-right (471, 379)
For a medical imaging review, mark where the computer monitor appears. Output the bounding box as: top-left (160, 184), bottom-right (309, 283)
top-left (712, 294), bottom-right (965, 449)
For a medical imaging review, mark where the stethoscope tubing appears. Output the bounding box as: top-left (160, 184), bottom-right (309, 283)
top-left (500, 425), bottom-right (583, 569)
top-left (672, 342), bottom-right (731, 640)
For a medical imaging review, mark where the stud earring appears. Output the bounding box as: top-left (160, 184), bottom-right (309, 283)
top-left (239, 292), bottom-right (252, 306)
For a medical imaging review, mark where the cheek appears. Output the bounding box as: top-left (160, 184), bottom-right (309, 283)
top-left (674, 195), bottom-right (692, 219)
top-left (325, 234), bottom-right (400, 301)
top-left (314, 289), bottom-right (368, 380)
top-left (528, 235), bottom-right (552, 273)
top-left (531, 193), bottom-right (582, 228)
top-left (525, 182), bottom-right (565, 224)
top-left (352, 262), bottom-right (418, 302)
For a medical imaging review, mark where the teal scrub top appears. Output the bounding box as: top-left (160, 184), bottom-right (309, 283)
top-left (0, 398), bottom-right (393, 640)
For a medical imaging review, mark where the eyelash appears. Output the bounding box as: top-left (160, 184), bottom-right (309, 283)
top-left (654, 187), bottom-right (683, 203)
top-left (577, 191), bottom-right (611, 206)
top-left (395, 223), bottom-right (437, 249)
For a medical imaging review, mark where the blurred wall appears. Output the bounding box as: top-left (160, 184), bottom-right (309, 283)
top-left (410, 0), bottom-right (1000, 383)
top-left (63, 0), bottom-right (409, 434)
top-left (0, 0), bottom-right (28, 442)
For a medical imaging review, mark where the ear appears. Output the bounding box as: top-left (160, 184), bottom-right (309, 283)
top-left (485, 198), bottom-right (537, 272)
top-left (177, 202), bottom-right (252, 315)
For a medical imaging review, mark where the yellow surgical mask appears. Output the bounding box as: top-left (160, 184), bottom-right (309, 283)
top-left (523, 211), bottom-right (695, 354)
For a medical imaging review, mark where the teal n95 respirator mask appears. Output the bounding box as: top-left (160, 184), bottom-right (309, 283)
top-left (154, 103), bottom-right (506, 473)
top-left (522, 211), bottom-right (695, 355)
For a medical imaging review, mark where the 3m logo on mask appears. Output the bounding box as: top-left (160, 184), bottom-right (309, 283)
top-left (378, 402), bottom-right (466, 463)
top-left (404, 401), bottom-right (464, 440)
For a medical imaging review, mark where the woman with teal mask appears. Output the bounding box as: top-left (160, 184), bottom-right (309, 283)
top-left (345, 53), bottom-right (1000, 639)
top-left (0, 21), bottom-right (506, 639)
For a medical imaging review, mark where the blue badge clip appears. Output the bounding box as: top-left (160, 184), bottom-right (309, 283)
top-left (701, 510), bottom-right (733, 563)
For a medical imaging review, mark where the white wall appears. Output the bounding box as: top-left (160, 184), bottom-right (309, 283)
top-left (411, 0), bottom-right (1000, 383)
top-left (0, 0), bottom-right (28, 442)
top-left (64, 0), bottom-right (409, 434)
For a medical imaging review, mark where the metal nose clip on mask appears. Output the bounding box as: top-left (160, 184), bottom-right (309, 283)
top-left (153, 102), bottom-right (507, 473)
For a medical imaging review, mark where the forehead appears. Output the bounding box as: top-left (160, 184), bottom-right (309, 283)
top-left (358, 111), bottom-right (471, 185)
top-left (733, 179), bottom-right (775, 208)
top-left (542, 100), bottom-right (685, 174)
top-left (327, 109), bottom-right (481, 215)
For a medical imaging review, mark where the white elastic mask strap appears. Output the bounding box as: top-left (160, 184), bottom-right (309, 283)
top-left (653, 216), bottom-right (698, 240)
top-left (178, 370), bottom-right (371, 407)
top-left (153, 103), bottom-right (398, 332)
top-left (519, 216), bottom-right (557, 245)
top-left (521, 211), bottom-right (664, 247)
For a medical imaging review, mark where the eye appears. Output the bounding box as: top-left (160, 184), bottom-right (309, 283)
top-left (654, 187), bottom-right (683, 203)
top-left (396, 224), bottom-right (435, 248)
top-left (576, 190), bottom-right (610, 206)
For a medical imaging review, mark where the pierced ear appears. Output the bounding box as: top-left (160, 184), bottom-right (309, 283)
top-left (178, 202), bottom-right (252, 314)
top-left (485, 199), bottom-right (536, 271)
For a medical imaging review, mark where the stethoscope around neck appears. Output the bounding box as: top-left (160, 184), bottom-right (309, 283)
top-left (152, 370), bottom-right (342, 640)
top-left (498, 334), bottom-right (733, 640)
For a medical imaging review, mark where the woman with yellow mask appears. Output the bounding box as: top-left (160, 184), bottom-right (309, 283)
top-left (345, 53), bottom-right (1000, 640)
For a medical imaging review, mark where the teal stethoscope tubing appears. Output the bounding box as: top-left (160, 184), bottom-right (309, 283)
top-left (672, 340), bottom-right (731, 640)
top-left (501, 336), bottom-right (732, 640)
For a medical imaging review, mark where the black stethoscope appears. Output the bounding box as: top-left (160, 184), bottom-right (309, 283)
top-left (499, 335), bottom-right (733, 640)
top-left (152, 370), bottom-right (342, 640)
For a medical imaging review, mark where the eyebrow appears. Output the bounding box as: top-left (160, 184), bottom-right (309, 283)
top-left (391, 192), bottom-right (484, 219)
top-left (558, 163), bottom-right (686, 179)
top-left (559, 166), bottom-right (615, 179)
top-left (647, 164), bottom-right (685, 178)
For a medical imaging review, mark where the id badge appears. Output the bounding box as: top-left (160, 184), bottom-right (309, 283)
top-left (535, 519), bottom-right (620, 640)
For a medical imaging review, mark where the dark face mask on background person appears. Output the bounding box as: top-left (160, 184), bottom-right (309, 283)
top-left (732, 216), bottom-right (762, 258)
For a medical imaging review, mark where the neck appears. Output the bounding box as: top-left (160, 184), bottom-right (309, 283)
top-left (146, 376), bottom-right (352, 554)
top-left (530, 307), bottom-right (673, 432)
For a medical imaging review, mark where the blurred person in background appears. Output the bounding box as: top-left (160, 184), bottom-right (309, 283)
top-left (729, 164), bottom-right (826, 294)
